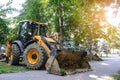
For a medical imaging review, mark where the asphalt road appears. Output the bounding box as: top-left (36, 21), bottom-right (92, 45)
top-left (0, 54), bottom-right (120, 80)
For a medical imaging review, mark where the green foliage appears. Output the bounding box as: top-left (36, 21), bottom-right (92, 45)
top-left (23, 0), bottom-right (41, 21)
top-left (18, 0), bottom-right (55, 33)
top-left (114, 71), bottom-right (120, 80)
top-left (0, 19), bottom-right (9, 44)
top-left (48, 0), bottom-right (77, 41)
top-left (0, 0), bottom-right (118, 49)
top-left (16, 0), bottom-right (120, 49)
top-left (7, 27), bottom-right (18, 41)
top-left (60, 68), bottom-right (66, 75)
top-left (0, 19), bottom-right (17, 44)
top-left (0, 0), bottom-right (15, 44)
top-left (19, 0), bottom-right (49, 22)
top-left (108, 28), bottom-right (120, 49)
top-left (67, 0), bottom-right (116, 46)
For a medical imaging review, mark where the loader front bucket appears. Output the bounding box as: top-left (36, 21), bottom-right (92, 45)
top-left (45, 50), bottom-right (92, 75)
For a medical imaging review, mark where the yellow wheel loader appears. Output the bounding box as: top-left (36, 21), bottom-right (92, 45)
top-left (6, 20), bottom-right (62, 69)
top-left (6, 20), bottom-right (91, 75)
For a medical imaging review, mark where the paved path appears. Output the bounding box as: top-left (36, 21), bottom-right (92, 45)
top-left (0, 54), bottom-right (120, 80)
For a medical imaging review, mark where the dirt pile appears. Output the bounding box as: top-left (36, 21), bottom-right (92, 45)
top-left (93, 54), bottom-right (103, 61)
top-left (55, 50), bottom-right (91, 70)
top-left (45, 50), bottom-right (92, 75)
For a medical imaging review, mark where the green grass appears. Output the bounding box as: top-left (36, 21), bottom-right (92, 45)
top-left (0, 62), bottom-right (30, 74)
top-left (113, 71), bottom-right (120, 80)
top-left (100, 56), bottom-right (111, 58)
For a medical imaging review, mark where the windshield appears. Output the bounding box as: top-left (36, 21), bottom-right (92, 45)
top-left (21, 22), bottom-right (27, 37)
top-left (28, 23), bottom-right (47, 37)
top-left (39, 25), bottom-right (47, 36)
top-left (18, 21), bottom-right (47, 40)
top-left (18, 22), bottom-right (28, 40)
top-left (30, 23), bottom-right (38, 36)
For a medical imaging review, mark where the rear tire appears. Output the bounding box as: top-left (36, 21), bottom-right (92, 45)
top-left (9, 44), bottom-right (20, 65)
top-left (23, 43), bottom-right (47, 70)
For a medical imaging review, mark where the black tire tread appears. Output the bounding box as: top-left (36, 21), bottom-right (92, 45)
top-left (23, 43), bottom-right (47, 70)
top-left (10, 44), bottom-right (20, 65)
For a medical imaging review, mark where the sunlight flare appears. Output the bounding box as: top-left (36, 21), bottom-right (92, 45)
top-left (105, 3), bottom-right (120, 27)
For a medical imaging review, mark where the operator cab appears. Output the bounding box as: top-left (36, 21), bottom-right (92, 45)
top-left (18, 20), bottom-right (47, 43)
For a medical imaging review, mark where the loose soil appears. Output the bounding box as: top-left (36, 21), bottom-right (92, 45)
top-left (55, 50), bottom-right (91, 70)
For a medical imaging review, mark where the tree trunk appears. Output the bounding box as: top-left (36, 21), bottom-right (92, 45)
top-left (86, 34), bottom-right (93, 61)
top-left (88, 43), bottom-right (93, 61)
top-left (57, 2), bottom-right (64, 43)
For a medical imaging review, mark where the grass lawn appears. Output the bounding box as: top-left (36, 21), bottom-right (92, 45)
top-left (100, 56), bottom-right (111, 58)
top-left (0, 62), bottom-right (30, 74)
top-left (113, 71), bottom-right (120, 80)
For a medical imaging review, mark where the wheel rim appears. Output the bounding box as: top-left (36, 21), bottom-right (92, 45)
top-left (27, 49), bottom-right (39, 64)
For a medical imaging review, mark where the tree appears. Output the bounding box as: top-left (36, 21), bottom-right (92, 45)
top-left (18, 0), bottom-right (49, 22)
top-left (107, 25), bottom-right (120, 49)
top-left (18, 0), bottom-right (56, 37)
top-left (0, 0), bottom-right (14, 44)
top-left (19, 0), bottom-right (71, 43)
top-left (0, 19), bottom-right (9, 44)
top-left (64, 0), bottom-right (118, 60)
top-left (48, 0), bottom-right (75, 43)
top-left (17, 0), bottom-right (120, 50)
top-left (0, 0), bottom-right (13, 17)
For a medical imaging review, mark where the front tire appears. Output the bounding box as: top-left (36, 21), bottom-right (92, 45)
top-left (9, 44), bottom-right (20, 65)
top-left (23, 43), bottom-right (47, 70)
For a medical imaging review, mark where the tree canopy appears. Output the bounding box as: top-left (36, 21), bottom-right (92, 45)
top-left (1, 0), bottom-right (120, 49)
top-left (0, 0), bottom-right (14, 44)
